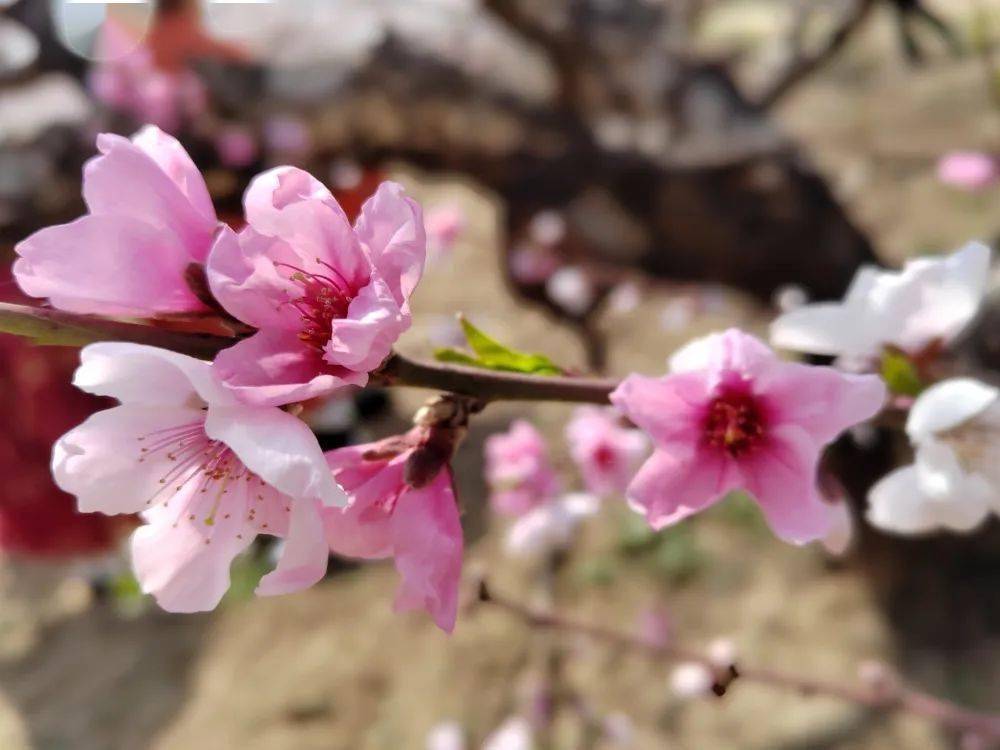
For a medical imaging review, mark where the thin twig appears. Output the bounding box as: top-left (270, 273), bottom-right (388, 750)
top-left (0, 302), bottom-right (234, 358)
top-left (478, 581), bottom-right (1000, 741)
top-left (374, 353), bottom-right (617, 404)
top-left (756, 0), bottom-right (876, 109)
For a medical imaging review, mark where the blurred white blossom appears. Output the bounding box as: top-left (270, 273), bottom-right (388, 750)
top-left (504, 493), bottom-right (599, 560)
top-left (669, 663), bottom-right (713, 699)
top-left (868, 378), bottom-right (1000, 534)
top-left (426, 721), bottom-right (466, 750)
top-left (546, 266), bottom-right (594, 316)
top-left (483, 717), bottom-right (534, 750)
top-left (771, 243), bottom-right (992, 367)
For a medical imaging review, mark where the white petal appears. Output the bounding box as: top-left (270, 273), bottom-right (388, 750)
top-left (769, 303), bottom-right (867, 358)
top-left (483, 718), bottom-right (533, 750)
top-left (205, 405), bottom-right (346, 507)
top-left (256, 499), bottom-right (328, 596)
top-left (906, 378), bottom-right (999, 441)
top-left (53, 404), bottom-right (206, 515)
top-left (73, 342), bottom-right (236, 407)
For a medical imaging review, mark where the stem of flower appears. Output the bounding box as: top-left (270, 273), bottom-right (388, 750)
top-left (0, 302), bottom-right (234, 358)
top-left (374, 353), bottom-right (618, 404)
top-left (476, 580), bottom-right (1000, 740)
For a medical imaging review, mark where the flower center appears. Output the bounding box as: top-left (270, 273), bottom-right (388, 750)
top-left (593, 444), bottom-right (617, 470)
top-left (136, 420), bottom-right (262, 523)
top-left (704, 391), bottom-right (765, 457)
top-left (277, 261), bottom-right (353, 351)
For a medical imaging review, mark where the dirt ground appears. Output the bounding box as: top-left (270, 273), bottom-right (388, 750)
top-left (1, 2), bottom-right (999, 748)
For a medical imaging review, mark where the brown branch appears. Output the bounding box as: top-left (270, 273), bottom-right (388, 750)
top-left (477, 581), bottom-right (1000, 741)
top-left (0, 302), bottom-right (234, 358)
top-left (480, 0), bottom-right (583, 109)
top-left (374, 353), bottom-right (617, 405)
top-left (755, 0), bottom-right (876, 109)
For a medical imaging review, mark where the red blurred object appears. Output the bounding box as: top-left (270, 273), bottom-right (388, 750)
top-left (0, 267), bottom-right (132, 557)
top-left (333, 168), bottom-right (387, 222)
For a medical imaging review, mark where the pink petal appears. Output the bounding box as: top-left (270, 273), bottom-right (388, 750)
top-left (610, 372), bottom-right (708, 446)
top-left (741, 425), bottom-right (832, 544)
top-left (206, 225), bottom-right (304, 330)
top-left (324, 276), bottom-right (408, 373)
top-left (204, 404), bottom-right (347, 507)
top-left (626, 445), bottom-right (738, 530)
top-left (52, 405), bottom-right (207, 515)
top-left (212, 329), bottom-right (368, 407)
top-left (669, 329), bottom-right (774, 378)
top-left (14, 214), bottom-right (205, 315)
top-left (243, 167), bottom-right (369, 288)
top-left (130, 484), bottom-right (254, 613)
top-left (131, 125), bottom-right (216, 225)
top-left (84, 131), bottom-right (216, 258)
top-left (256, 499), bottom-right (329, 596)
top-left (354, 181), bottom-right (426, 305)
top-left (761, 362), bottom-right (886, 445)
top-left (73, 342), bottom-right (236, 407)
top-left (389, 472), bottom-right (462, 633)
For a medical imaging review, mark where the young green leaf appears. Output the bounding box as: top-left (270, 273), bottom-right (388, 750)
top-left (431, 316), bottom-right (564, 375)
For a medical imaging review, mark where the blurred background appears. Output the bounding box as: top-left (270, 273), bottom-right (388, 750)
top-left (0, 0), bottom-right (998, 747)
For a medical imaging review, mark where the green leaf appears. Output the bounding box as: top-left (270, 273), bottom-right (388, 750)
top-left (431, 316), bottom-right (563, 375)
top-left (880, 351), bottom-right (924, 397)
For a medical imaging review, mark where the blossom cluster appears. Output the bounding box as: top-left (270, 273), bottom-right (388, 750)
top-left (9, 125), bottom-right (997, 633)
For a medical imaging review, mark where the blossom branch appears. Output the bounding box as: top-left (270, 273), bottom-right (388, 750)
top-left (476, 581), bottom-right (1000, 741)
top-left (373, 353), bottom-right (618, 404)
top-left (0, 302), bottom-right (233, 358)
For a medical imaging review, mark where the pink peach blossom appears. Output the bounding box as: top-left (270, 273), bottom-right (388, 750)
top-left (323, 433), bottom-right (462, 632)
top-left (485, 420), bottom-right (561, 516)
top-left (565, 407), bottom-right (647, 496)
top-left (215, 125), bottom-right (259, 168)
top-left (88, 19), bottom-right (207, 133)
top-left (936, 151), bottom-right (1000, 191)
top-left (52, 343), bottom-right (344, 612)
top-left (14, 126), bottom-right (218, 316)
top-left (610, 329), bottom-right (886, 543)
top-left (425, 204), bottom-right (466, 259)
top-left (206, 169), bottom-right (425, 406)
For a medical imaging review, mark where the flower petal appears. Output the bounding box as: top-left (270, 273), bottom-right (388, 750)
top-left (212, 329), bottom-right (368, 406)
top-left (13, 214), bottom-right (205, 315)
top-left (906, 378), bottom-right (999, 441)
top-left (131, 125), bottom-right (216, 225)
top-left (324, 276), bottom-right (408, 373)
top-left (73, 342), bottom-right (235, 406)
top-left (354, 181), bottom-right (426, 305)
top-left (256, 499), bottom-right (328, 596)
top-left (205, 403), bottom-right (347, 507)
top-left (243, 166), bottom-right (369, 288)
top-left (131, 487), bottom-right (253, 613)
top-left (761, 362), bottom-right (886, 444)
top-left (84, 130), bottom-right (215, 256)
top-left (206, 225), bottom-right (304, 330)
top-left (389, 472), bottom-right (462, 633)
top-left (740, 425), bottom-right (831, 544)
top-left (52, 404), bottom-right (206, 515)
top-left (610, 372), bottom-right (708, 447)
top-left (626, 445), bottom-right (737, 530)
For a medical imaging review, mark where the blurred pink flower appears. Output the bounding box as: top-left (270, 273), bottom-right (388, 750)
top-left (323, 433), bottom-right (462, 632)
top-left (263, 115), bottom-right (313, 157)
top-left (610, 329), bottom-right (885, 543)
top-left (425, 204), bottom-right (466, 259)
top-left (509, 245), bottom-right (559, 284)
top-left (565, 406), bottom-right (647, 496)
top-left (89, 18), bottom-right (206, 133)
top-left (485, 421), bottom-right (561, 516)
top-left (936, 151), bottom-right (1000, 191)
top-left (52, 343), bottom-right (344, 612)
top-left (215, 124), bottom-right (259, 168)
top-left (14, 127), bottom-right (218, 316)
top-left (207, 169), bottom-right (425, 406)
